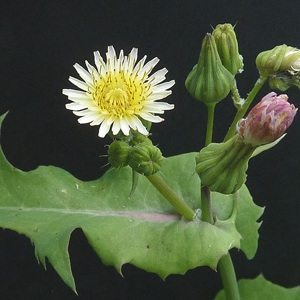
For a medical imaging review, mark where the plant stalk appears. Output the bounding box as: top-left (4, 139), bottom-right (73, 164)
top-left (147, 173), bottom-right (195, 221)
top-left (205, 103), bottom-right (216, 146)
top-left (218, 254), bottom-right (240, 300)
top-left (224, 76), bottom-right (267, 142)
top-left (200, 185), bottom-right (213, 224)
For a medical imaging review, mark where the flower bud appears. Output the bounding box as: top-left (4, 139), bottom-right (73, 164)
top-left (108, 140), bottom-right (131, 168)
top-left (212, 23), bottom-right (244, 75)
top-left (185, 33), bottom-right (234, 105)
top-left (128, 130), bottom-right (153, 147)
top-left (238, 92), bottom-right (297, 147)
top-left (268, 72), bottom-right (300, 91)
top-left (195, 135), bottom-right (255, 194)
top-left (256, 45), bottom-right (300, 76)
top-left (128, 143), bottom-right (163, 176)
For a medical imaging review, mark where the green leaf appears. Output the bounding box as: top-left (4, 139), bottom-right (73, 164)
top-left (215, 274), bottom-right (300, 300)
top-left (211, 185), bottom-right (264, 259)
top-left (251, 134), bottom-right (286, 157)
top-left (0, 112), bottom-right (261, 292)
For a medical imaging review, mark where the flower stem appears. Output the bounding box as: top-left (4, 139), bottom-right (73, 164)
top-left (224, 76), bottom-right (267, 142)
top-left (201, 103), bottom-right (215, 222)
top-left (205, 103), bottom-right (216, 146)
top-left (201, 185), bottom-right (213, 223)
top-left (147, 173), bottom-right (195, 221)
top-left (218, 254), bottom-right (240, 300)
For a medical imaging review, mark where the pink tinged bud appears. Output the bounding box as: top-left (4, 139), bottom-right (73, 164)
top-left (238, 92), bottom-right (297, 146)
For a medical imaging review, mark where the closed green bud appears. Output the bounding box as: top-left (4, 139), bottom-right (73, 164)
top-left (268, 72), bottom-right (300, 91)
top-left (129, 143), bottom-right (163, 176)
top-left (108, 140), bottom-right (131, 168)
top-left (256, 45), bottom-right (300, 91)
top-left (195, 135), bottom-right (255, 194)
top-left (128, 130), bottom-right (153, 147)
top-left (256, 44), bottom-right (300, 76)
top-left (185, 34), bottom-right (234, 105)
top-left (212, 23), bottom-right (244, 75)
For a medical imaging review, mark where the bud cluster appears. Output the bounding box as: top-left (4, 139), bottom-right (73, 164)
top-left (107, 131), bottom-right (163, 176)
top-left (185, 23), bottom-right (243, 106)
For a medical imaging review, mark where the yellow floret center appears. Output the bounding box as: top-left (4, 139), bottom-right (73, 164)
top-left (91, 70), bottom-right (150, 117)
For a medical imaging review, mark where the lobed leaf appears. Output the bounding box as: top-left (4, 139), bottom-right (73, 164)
top-left (0, 112), bottom-right (262, 292)
top-left (215, 274), bottom-right (300, 299)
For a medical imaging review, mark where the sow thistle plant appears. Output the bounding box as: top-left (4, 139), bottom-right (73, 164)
top-left (1, 23), bottom-right (300, 299)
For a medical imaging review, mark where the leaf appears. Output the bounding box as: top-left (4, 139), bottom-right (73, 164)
top-left (215, 274), bottom-right (300, 300)
top-left (211, 186), bottom-right (264, 259)
top-left (251, 134), bottom-right (286, 157)
top-left (0, 112), bottom-right (260, 292)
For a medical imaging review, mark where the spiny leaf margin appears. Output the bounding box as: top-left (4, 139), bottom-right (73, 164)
top-left (0, 112), bottom-right (260, 292)
top-left (215, 274), bottom-right (300, 300)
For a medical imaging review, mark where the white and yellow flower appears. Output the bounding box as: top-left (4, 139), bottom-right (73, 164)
top-left (63, 46), bottom-right (175, 138)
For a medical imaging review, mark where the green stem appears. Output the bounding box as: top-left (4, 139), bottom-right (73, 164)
top-left (224, 76), bottom-right (267, 142)
top-left (147, 173), bottom-right (195, 221)
top-left (200, 185), bottom-right (213, 223)
top-left (218, 254), bottom-right (240, 300)
top-left (217, 190), bottom-right (240, 299)
top-left (205, 103), bottom-right (216, 146)
top-left (201, 189), bottom-right (239, 299)
top-left (231, 79), bottom-right (243, 107)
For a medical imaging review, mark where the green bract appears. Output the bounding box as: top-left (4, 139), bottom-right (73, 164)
top-left (195, 135), bottom-right (255, 194)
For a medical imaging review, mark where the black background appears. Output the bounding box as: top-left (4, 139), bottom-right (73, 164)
top-left (1, 1), bottom-right (300, 299)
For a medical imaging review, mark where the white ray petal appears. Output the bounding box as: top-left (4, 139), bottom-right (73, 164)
top-left (127, 48), bottom-right (138, 72)
top-left (93, 51), bottom-right (102, 72)
top-left (146, 91), bottom-right (172, 101)
top-left (65, 103), bottom-right (87, 111)
top-left (144, 102), bottom-right (174, 112)
top-left (130, 116), bottom-right (149, 135)
top-left (119, 118), bottom-right (130, 135)
top-left (106, 46), bottom-right (117, 72)
top-left (90, 115), bottom-right (105, 126)
top-left (78, 114), bottom-right (98, 124)
top-left (148, 68), bottom-right (168, 84)
top-left (112, 118), bottom-right (121, 135)
top-left (73, 109), bottom-right (91, 116)
top-left (133, 55), bottom-right (147, 75)
top-left (154, 80), bottom-right (175, 91)
top-left (62, 89), bottom-right (91, 99)
top-left (73, 63), bottom-right (94, 85)
top-left (140, 57), bottom-right (159, 76)
top-left (85, 60), bottom-right (100, 82)
top-left (139, 112), bottom-right (164, 123)
top-left (98, 117), bottom-right (114, 138)
top-left (68, 77), bottom-right (89, 91)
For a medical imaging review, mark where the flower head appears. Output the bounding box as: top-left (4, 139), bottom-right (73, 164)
top-left (63, 46), bottom-right (175, 138)
top-left (238, 92), bottom-right (297, 146)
